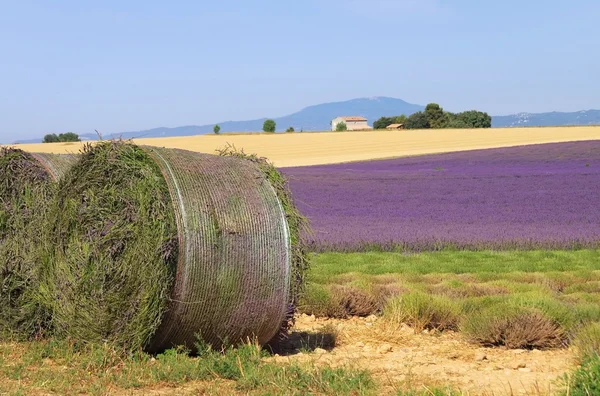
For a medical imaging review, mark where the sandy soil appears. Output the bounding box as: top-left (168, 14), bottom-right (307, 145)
top-left (271, 314), bottom-right (575, 395)
top-left (11, 126), bottom-right (600, 167)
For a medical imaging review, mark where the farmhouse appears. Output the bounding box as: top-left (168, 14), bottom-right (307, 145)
top-left (386, 123), bottom-right (405, 130)
top-left (331, 116), bottom-right (372, 131)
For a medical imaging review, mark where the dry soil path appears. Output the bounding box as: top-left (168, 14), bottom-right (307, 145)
top-left (272, 315), bottom-right (574, 395)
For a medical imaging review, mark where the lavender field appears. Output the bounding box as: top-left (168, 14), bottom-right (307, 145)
top-left (283, 141), bottom-right (600, 251)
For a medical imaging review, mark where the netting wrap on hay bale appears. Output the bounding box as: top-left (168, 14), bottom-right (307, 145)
top-left (0, 148), bottom-right (77, 338)
top-left (45, 141), bottom-right (306, 352)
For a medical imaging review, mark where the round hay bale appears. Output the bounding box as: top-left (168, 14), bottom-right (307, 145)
top-left (44, 141), bottom-right (307, 352)
top-left (0, 148), bottom-right (77, 338)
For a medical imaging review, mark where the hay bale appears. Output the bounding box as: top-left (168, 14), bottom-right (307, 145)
top-left (44, 141), bottom-right (307, 352)
top-left (0, 148), bottom-right (76, 338)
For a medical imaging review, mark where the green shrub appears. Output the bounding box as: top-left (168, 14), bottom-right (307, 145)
top-left (299, 284), bottom-right (382, 318)
top-left (384, 291), bottom-right (461, 332)
top-left (335, 122), bottom-right (348, 132)
top-left (508, 292), bottom-right (576, 333)
top-left (462, 303), bottom-right (566, 349)
top-left (299, 283), bottom-right (336, 317)
top-left (572, 303), bottom-right (600, 324)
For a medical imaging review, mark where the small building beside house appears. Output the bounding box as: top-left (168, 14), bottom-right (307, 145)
top-left (386, 123), bottom-right (405, 130)
top-left (331, 116), bottom-right (372, 131)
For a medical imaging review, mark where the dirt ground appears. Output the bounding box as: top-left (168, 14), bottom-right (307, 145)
top-left (269, 314), bottom-right (574, 395)
top-left (0, 315), bottom-right (575, 395)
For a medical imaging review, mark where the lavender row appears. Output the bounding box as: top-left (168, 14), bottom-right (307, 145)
top-left (282, 141), bottom-right (600, 252)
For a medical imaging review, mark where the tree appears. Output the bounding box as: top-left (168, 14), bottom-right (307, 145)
top-left (447, 118), bottom-right (471, 129)
top-left (213, 124), bottom-right (221, 134)
top-left (263, 119), bottom-right (276, 133)
top-left (335, 121), bottom-right (347, 131)
top-left (425, 103), bottom-right (448, 129)
top-left (373, 116), bottom-right (393, 129)
top-left (58, 132), bottom-right (80, 142)
top-left (404, 111), bottom-right (430, 129)
top-left (392, 114), bottom-right (408, 125)
top-left (43, 133), bottom-right (60, 143)
top-left (455, 110), bottom-right (492, 128)
top-left (43, 132), bottom-right (80, 143)
top-left (286, 127), bottom-right (295, 133)
top-left (374, 114), bottom-right (408, 129)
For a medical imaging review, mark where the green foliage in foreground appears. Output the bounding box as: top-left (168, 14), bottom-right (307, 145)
top-left (301, 250), bottom-right (600, 349)
top-left (561, 355), bottom-right (600, 396)
top-left (0, 339), bottom-right (374, 395)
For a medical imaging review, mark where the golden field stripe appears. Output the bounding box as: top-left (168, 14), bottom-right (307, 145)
top-left (11, 126), bottom-right (600, 167)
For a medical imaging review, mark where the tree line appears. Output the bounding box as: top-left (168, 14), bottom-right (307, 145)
top-left (43, 132), bottom-right (81, 143)
top-left (374, 103), bottom-right (492, 130)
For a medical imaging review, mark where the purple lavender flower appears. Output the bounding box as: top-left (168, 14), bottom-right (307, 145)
top-left (282, 141), bottom-right (600, 251)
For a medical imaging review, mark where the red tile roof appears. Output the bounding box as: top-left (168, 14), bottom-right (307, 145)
top-left (339, 116), bottom-right (367, 121)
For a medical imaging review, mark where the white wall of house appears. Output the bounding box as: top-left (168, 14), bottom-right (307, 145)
top-left (331, 117), bottom-right (369, 131)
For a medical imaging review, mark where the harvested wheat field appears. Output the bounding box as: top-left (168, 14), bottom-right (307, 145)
top-left (12, 126), bottom-right (600, 167)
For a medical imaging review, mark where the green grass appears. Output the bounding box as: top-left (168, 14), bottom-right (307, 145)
top-left (301, 250), bottom-right (600, 349)
top-left (0, 339), bottom-right (374, 395)
top-left (310, 250), bottom-right (600, 281)
top-left (384, 291), bottom-right (461, 332)
top-left (561, 354), bottom-right (600, 396)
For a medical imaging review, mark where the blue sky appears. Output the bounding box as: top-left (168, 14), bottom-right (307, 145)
top-left (1, 0), bottom-right (598, 140)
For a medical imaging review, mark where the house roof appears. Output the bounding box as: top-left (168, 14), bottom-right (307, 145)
top-left (337, 116), bottom-right (367, 121)
top-left (387, 123), bottom-right (404, 128)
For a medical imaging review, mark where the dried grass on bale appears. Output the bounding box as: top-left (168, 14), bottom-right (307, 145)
top-left (0, 148), bottom-right (76, 339)
top-left (43, 141), bottom-right (304, 352)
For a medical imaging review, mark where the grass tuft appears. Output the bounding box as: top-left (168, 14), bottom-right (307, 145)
top-left (384, 291), bottom-right (461, 333)
top-left (572, 322), bottom-right (600, 362)
top-left (561, 354), bottom-right (600, 396)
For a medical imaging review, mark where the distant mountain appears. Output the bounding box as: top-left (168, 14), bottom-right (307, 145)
top-left (493, 110), bottom-right (600, 128)
top-left (12, 97), bottom-right (424, 143)
top-left (13, 98), bottom-right (600, 144)
top-left (79, 96), bottom-right (424, 140)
